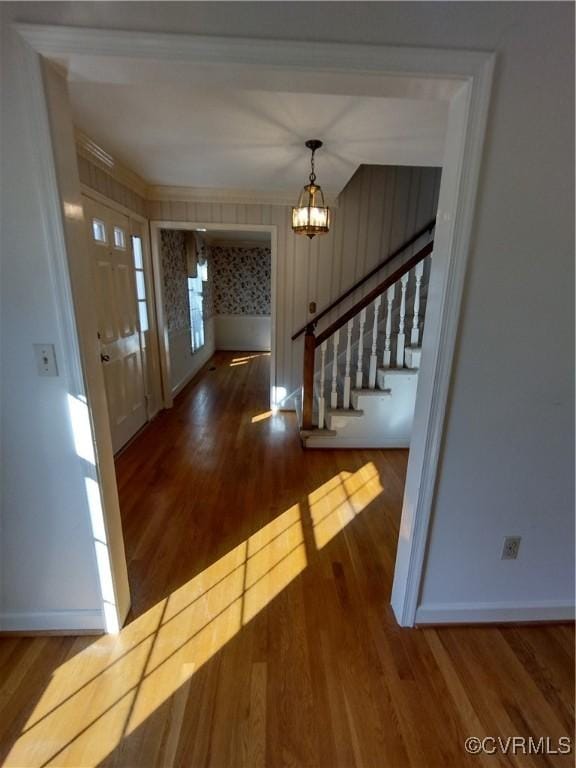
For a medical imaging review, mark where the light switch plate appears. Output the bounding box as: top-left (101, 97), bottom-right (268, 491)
top-left (34, 343), bottom-right (58, 377)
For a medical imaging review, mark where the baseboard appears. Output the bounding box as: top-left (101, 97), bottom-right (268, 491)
top-left (171, 343), bottom-right (215, 398)
top-left (304, 437), bottom-right (410, 449)
top-left (0, 609), bottom-right (104, 633)
top-left (415, 600), bottom-right (575, 625)
top-left (215, 344), bottom-right (271, 352)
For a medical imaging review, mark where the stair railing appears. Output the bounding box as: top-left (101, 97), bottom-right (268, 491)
top-left (298, 236), bottom-right (434, 430)
top-left (292, 218), bottom-right (435, 342)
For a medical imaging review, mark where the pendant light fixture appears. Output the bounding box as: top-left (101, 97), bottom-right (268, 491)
top-left (292, 139), bottom-right (331, 239)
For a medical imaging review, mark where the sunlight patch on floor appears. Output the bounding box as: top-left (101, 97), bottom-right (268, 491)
top-left (6, 505), bottom-right (306, 767)
top-left (309, 462), bottom-right (383, 549)
top-left (230, 353), bottom-right (271, 367)
top-left (6, 463), bottom-right (381, 766)
top-left (251, 410), bottom-right (273, 423)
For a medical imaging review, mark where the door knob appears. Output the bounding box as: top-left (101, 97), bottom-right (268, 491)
top-left (100, 353), bottom-right (111, 362)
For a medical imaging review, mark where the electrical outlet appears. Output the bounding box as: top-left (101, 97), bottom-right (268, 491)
top-left (502, 536), bottom-right (521, 560)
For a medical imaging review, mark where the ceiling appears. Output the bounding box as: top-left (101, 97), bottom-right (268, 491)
top-left (62, 56), bottom-right (453, 197)
top-left (202, 229), bottom-right (271, 246)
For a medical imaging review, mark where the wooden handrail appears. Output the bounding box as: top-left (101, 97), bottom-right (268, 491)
top-left (291, 217), bottom-right (435, 341)
top-left (314, 240), bottom-right (433, 347)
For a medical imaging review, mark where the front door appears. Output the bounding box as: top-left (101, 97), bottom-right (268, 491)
top-left (83, 196), bottom-right (147, 452)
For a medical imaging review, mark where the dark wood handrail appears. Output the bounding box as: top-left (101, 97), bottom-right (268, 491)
top-left (314, 240), bottom-right (434, 347)
top-left (291, 217), bottom-right (435, 341)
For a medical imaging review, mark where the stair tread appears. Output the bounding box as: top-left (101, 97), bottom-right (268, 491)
top-left (377, 367), bottom-right (418, 375)
top-left (352, 388), bottom-right (391, 397)
top-left (301, 428), bottom-right (338, 438)
top-left (327, 408), bottom-right (364, 417)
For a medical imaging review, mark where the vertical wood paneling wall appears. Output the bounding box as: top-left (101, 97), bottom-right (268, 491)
top-left (148, 165), bottom-right (441, 407)
top-left (77, 154), bottom-right (147, 217)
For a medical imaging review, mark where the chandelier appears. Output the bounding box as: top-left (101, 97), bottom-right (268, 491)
top-left (292, 139), bottom-right (331, 239)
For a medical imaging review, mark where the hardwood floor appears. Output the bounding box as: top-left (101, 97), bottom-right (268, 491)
top-left (0, 350), bottom-right (573, 767)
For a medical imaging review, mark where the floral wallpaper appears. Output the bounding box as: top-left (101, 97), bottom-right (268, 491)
top-left (209, 246), bottom-right (271, 316)
top-left (161, 230), bottom-right (190, 332)
top-left (161, 233), bottom-right (270, 330)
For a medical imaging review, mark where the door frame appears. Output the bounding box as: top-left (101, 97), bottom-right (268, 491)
top-left (15, 23), bottom-right (494, 630)
top-left (150, 220), bottom-right (278, 410)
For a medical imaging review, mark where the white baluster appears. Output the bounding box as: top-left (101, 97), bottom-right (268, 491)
top-left (383, 284), bottom-right (395, 369)
top-left (330, 330), bottom-right (340, 409)
top-left (396, 273), bottom-right (409, 368)
top-left (317, 341), bottom-right (327, 429)
top-left (411, 261), bottom-right (424, 345)
top-left (343, 320), bottom-right (353, 409)
top-left (355, 308), bottom-right (367, 389)
top-left (368, 296), bottom-right (382, 389)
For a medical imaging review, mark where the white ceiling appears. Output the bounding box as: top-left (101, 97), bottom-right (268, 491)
top-left (63, 56), bottom-right (452, 196)
top-left (202, 229), bottom-right (271, 246)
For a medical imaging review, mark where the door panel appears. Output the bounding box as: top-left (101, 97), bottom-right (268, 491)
top-left (95, 259), bottom-right (119, 343)
top-left (83, 195), bottom-right (148, 452)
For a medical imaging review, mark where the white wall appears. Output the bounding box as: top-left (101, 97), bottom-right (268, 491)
top-left (0, 27), bottom-right (105, 629)
top-left (169, 320), bottom-right (215, 396)
top-left (1, 2), bottom-right (573, 627)
top-left (214, 315), bottom-right (271, 352)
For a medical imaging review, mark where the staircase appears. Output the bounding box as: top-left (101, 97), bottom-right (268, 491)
top-left (293, 221), bottom-right (434, 449)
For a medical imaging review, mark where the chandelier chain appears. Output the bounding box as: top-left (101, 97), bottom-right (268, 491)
top-left (309, 148), bottom-right (317, 185)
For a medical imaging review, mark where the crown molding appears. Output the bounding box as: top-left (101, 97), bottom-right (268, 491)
top-left (74, 135), bottom-right (339, 208)
top-left (75, 129), bottom-right (149, 199)
top-left (147, 184), bottom-right (339, 207)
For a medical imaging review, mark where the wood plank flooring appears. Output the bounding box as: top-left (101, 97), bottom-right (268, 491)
top-left (0, 350), bottom-right (573, 767)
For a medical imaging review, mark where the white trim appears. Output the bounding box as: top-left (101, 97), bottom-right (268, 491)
top-left (391, 62), bottom-right (495, 627)
top-left (80, 183), bottom-right (147, 222)
top-left (15, 23), bottom-right (495, 631)
top-left (415, 601), bottom-right (576, 625)
top-left (0, 610), bottom-right (104, 633)
top-left (76, 128), bottom-right (149, 198)
top-left (15, 23), bottom-right (491, 75)
top-left (148, 184), bottom-right (338, 207)
top-left (304, 437), bottom-right (409, 449)
top-left (150, 222), bottom-right (173, 408)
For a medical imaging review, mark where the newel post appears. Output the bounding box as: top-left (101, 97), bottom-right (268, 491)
top-left (302, 323), bottom-right (316, 430)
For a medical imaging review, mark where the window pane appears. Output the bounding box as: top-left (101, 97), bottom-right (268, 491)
top-left (92, 219), bottom-right (106, 243)
top-left (138, 300), bottom-right (149, 332)
top-left (136, 270), bottom-right (146, 300)
top-left (113, 226), bottom-right (126, 248)
top-left (132, 236), bottom-right (143, 269)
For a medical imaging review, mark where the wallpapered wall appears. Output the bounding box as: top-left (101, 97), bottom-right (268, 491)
top-left (208, 245), bottom-right (271, 316)
top-left (160, 233), bottom-right (272, 329)
top-left (161, 230), bottom-right (190, 332)
top-left (160, 229), bottom-right (214, 331)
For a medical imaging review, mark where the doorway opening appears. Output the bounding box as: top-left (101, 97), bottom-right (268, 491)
top-left (17, 25), bottom-right (493, 633)
top-left (150, 222), bottom-right (276, 412)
